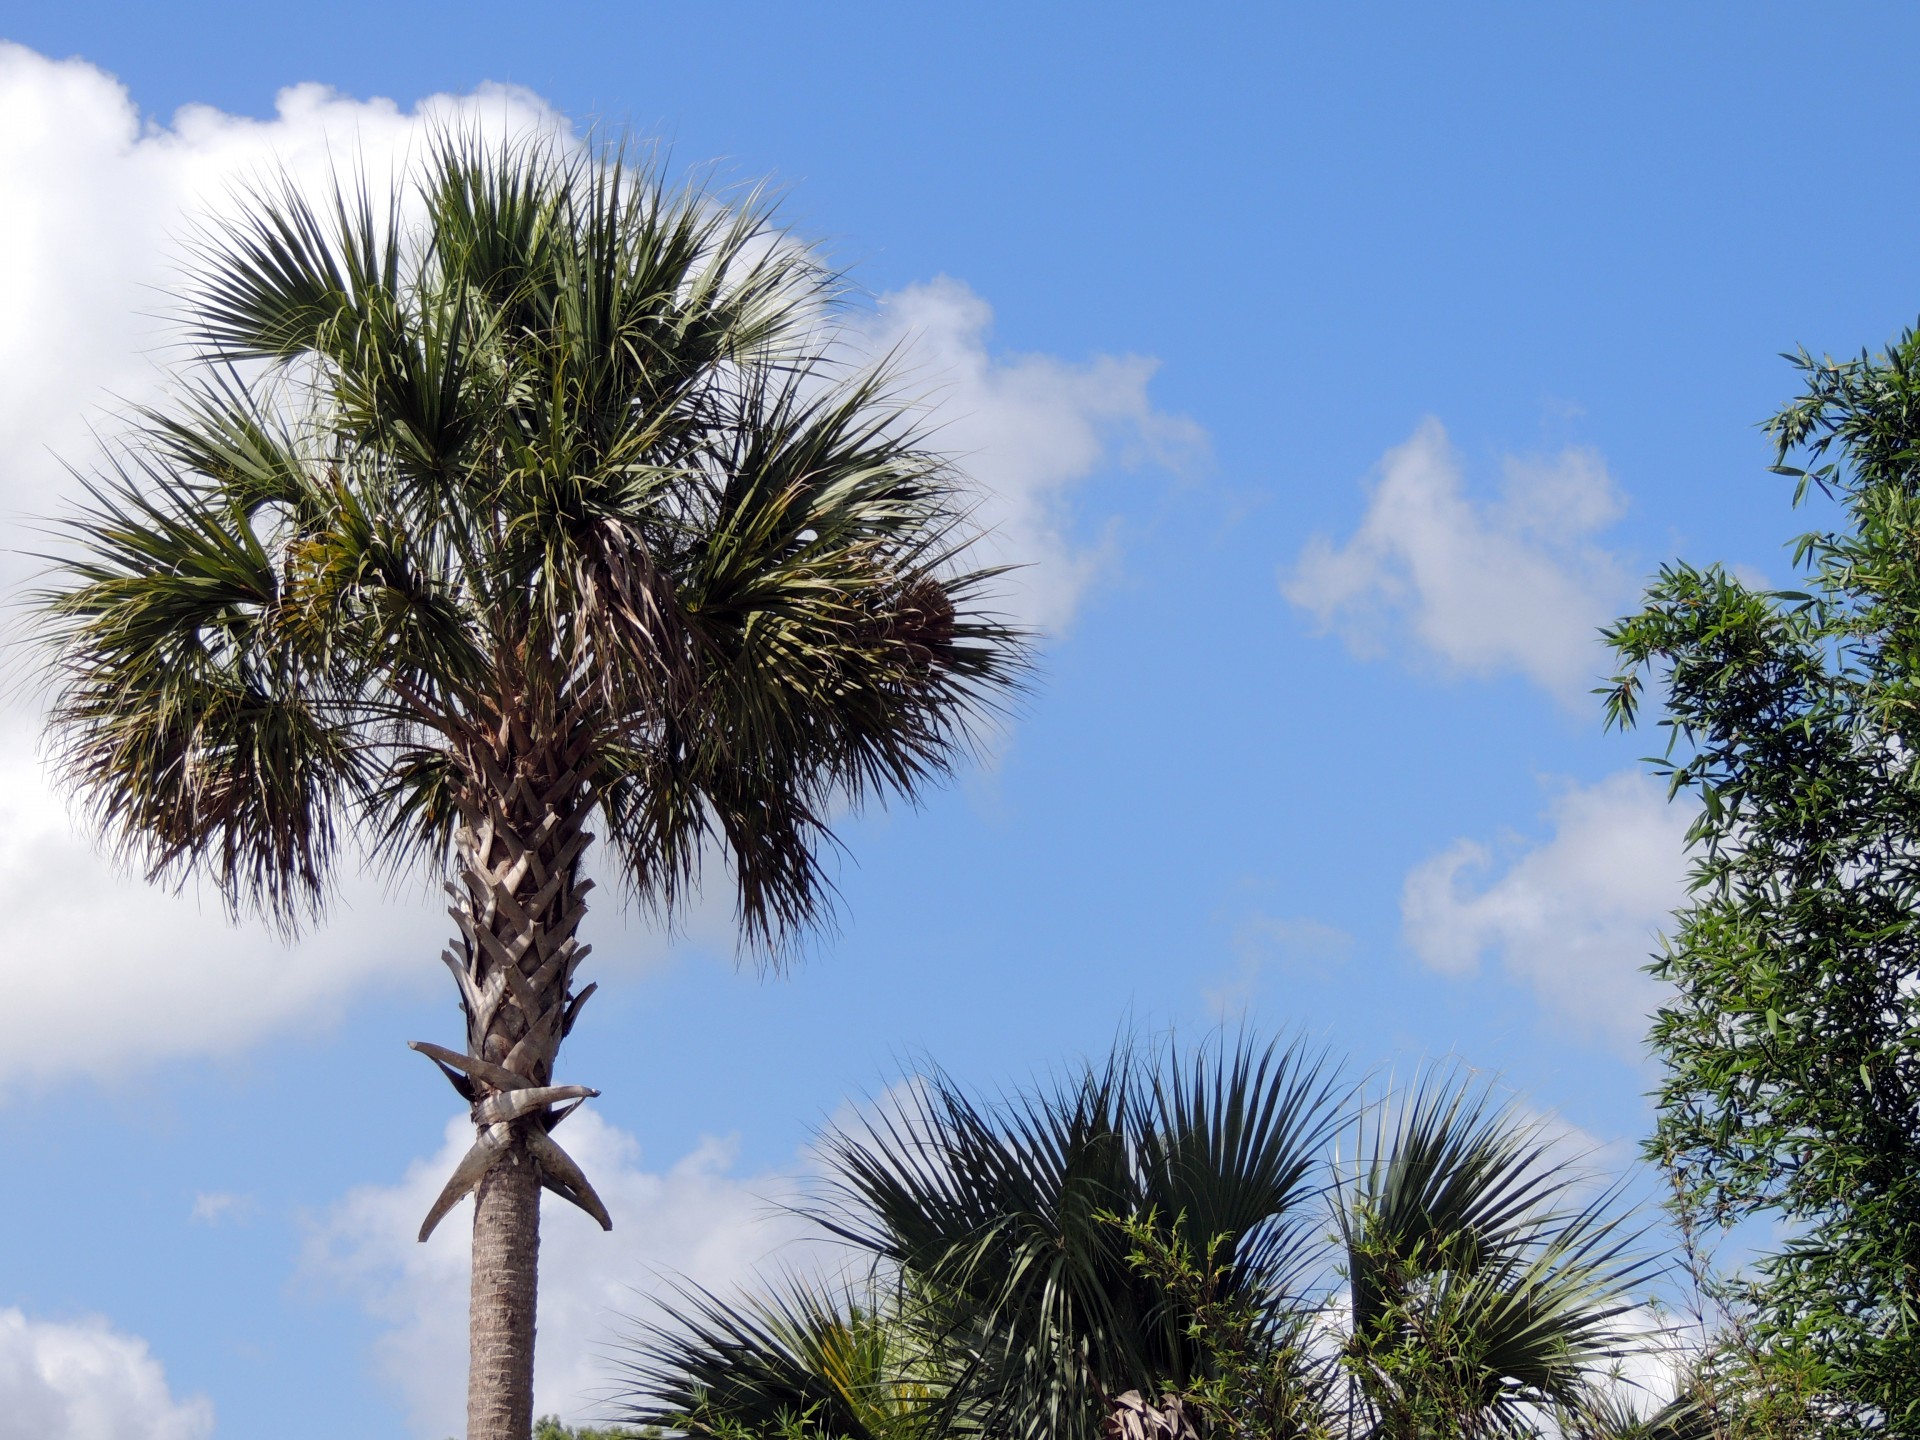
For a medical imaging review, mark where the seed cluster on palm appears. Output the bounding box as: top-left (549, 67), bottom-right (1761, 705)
top-left (36, 133), bottom-right (1026, 1440)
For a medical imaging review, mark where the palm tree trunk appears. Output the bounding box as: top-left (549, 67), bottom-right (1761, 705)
top-left (409, 730), bottom-right (612, 1440)
top-left (470, 1138), bottom-right (542, 1439)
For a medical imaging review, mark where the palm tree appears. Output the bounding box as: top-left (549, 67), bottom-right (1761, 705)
top-left (620, 1037), bottom-right (1348, 1440)
top-left (1333, 1075), bottom-right (1651, 1439)
top-left (614, 1040), bottom-right (1652, 1440)
top-left (34, 132), bottom-right (1025, 1440)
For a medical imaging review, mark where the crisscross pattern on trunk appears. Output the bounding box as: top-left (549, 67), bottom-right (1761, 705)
top-left (431, 729), bottom-right (609, 1440)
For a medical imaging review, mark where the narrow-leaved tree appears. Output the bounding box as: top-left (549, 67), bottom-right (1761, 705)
top-left (1605, 330), bottom-right (1920, 1435)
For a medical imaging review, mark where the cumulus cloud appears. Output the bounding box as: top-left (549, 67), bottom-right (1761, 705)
top-left (0, 45), bottom-right (577, 579)
top-left (1593, 1304), bottom-right (1697, 1422)
top-left (0, 714), bottom-right (427, 1087)
top-left (0, 44), bottom-right (1194, 1089)
top-left (1401, 770), bottom-right (1690, 1052)
top-left (1283, 418), bottom-right (1633, 705)
top-left (0, 1308), bottom-right (212, 1440)
top-left (850, 278), bottom-right (1204, 634)
top-left (305, 1111), bottom-right (821, 1435)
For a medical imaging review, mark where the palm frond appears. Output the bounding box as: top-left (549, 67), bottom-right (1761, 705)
top-left (1140, 1037), bottom-right (1347, 1300)
top-left (37, 447), bottom-right (368, 926)
top-left (1334, 1069), bottom-right (1653, 1434)
top-left (613, 1276), bottom-right (945, 1440)
top-left (813, 1039), bottom-right (1344, 1440)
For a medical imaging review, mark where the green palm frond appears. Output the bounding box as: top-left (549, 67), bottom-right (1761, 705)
top-left (812, 1037), bottom-right (1343, 1440)
top-left (1139, 1037), bottom-right (1347, 1301)
top-left (35, 127), bottom-right (1028, 952)
top-left (613, 1276), bottom-right (945, 1440)
top-left (1334, 1070), bottom-right (1652, 1437)
top-left (38, 448), bottom-right (369, 927)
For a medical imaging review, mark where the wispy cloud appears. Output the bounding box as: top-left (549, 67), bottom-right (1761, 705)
top-left (188, 1191), bottom-right (255, 1226)
top-left (1204, 913), bottom-right (1353, 1018)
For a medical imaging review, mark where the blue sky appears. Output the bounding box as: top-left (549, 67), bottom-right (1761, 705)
top-left (1, 5), bottom-right (1917, 1435)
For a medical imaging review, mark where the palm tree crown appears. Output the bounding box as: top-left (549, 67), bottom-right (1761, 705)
top-left (614, 1038), bottom-right (1655, 1440)
top-left (811, 1039), bottom-right (1344, 1440)
top-left (35, 132), bottom-right (1026, 1440)
top-left (42, 132), bottom-right (1021, 940)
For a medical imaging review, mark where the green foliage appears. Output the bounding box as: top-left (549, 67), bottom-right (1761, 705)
top-left (611, 1036), bottom-right (1653, 1440)
top-left (1108, 1214), bottom-right (1336, 1440)
top-left (533, 1418), bottom-right (655, 1440)
top-left (617, 1279), bottom-right (944, 1440)
top-left (34, 130), bottom-right (1027, 953)
top-left (808, 1037), bottom-right (1342, 1440)
top-left (1605, 331), bottom-right (1920, 1433)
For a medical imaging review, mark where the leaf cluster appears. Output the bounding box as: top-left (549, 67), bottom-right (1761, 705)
top-left (1334, 1078), bottom-right (1649, 1439)
top-left (1604, 333), bottom-right (1920, 1433)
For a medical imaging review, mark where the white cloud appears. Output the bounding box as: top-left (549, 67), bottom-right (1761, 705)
top-left (1283, 418), bottom-right (1632, 705)
top-left (1401, 770), bottom-right (1690, 1051)
top-left (305, 1111), bottom-right (821, 1436)
top-left (0, 1308), bottom-right (212, 1440)
top-left (0, 45), bottom-right (1196, 1090)
top-left (0, 714), bottom-right (437, 1089)
top-left (851, 277), bottom-right (1205, 634)
top-left (1593, 1304), bottom-right (1696, 1421)
top-left (0, 46), bottom-right (576, 580)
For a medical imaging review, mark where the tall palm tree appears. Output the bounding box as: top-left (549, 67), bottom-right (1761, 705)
top-left (34, 132), bottom-right (1025, 1440)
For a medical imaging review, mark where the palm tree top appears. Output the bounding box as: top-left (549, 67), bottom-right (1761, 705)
top-left (35, 129), bottom-right (1029, 952)
top-left (617, 1039), bottom-right (1662, 1440)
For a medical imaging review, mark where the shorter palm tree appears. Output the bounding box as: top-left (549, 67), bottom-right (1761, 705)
top-left (609, 1037), bottom-right (1656, 1440)
top-left (614, 1037), bottom-right (1343, 1440)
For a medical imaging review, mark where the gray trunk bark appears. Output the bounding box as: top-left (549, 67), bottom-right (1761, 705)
top-left (469, 1135), bottom-right (542, 1440)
